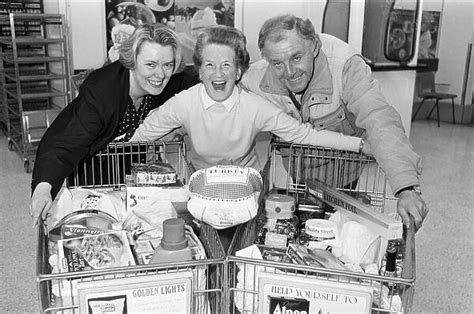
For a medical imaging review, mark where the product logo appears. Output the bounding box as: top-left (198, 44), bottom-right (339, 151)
top-left (269, 296), bottom-right (309, 314)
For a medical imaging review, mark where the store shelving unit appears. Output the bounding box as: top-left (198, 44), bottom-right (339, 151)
top-left (0, 1), bottom-right (44, 133)
top-left (0, 0), bottom-right (43, 14)
top-left (0, 12), bottom-right (72, 172)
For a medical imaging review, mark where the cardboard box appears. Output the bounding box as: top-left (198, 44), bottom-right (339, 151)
top-left (305, 180), bottom-right (402, 240)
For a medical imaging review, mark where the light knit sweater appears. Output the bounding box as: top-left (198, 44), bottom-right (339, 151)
top-left (131, 84), bottom-right (361, 170)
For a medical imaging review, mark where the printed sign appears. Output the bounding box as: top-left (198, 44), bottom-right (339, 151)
top-left (78, 271), bottom-right (192, 313)
top-left (258, 273), bottom-right (373, 313)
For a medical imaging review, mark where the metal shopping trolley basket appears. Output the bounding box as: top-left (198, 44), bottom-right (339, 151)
top-left (36, 140), bottom-right (226, 313)
top-left (226, 140), bottom-right (416, 313)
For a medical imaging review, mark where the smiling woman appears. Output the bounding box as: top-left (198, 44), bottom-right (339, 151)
top-left (129, 41), bottom-right (175, 101)
top-left (131, 25), bottom-right (366, 171)
top-left (30, 23), bottom-right (199, 227)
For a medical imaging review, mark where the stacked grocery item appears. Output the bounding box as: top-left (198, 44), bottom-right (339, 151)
top-left (233, 184), bottom-right (405, 313)
top-left (44, 162), bottom-right (210, 312)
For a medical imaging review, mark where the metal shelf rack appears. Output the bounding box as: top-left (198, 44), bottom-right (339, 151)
top-left (0, 13), bottom-right (72, 172)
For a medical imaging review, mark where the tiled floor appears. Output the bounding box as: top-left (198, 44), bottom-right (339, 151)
top-left (0, 120), bottom-right (473, 313)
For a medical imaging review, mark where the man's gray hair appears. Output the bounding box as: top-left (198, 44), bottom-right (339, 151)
top-left (258, 14), bottom-right (317, 51)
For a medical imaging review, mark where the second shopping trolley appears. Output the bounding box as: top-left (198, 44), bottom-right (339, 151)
top-left (36, 140), bottom-right (227, 313)
top-left (227, 140), bottom-right (416, 313)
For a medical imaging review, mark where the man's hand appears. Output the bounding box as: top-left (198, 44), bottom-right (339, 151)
top-left (30, 182), bottom-right (53, 228)
top-left (360, 139), bottom-right (372, 156)
top-left (397, 190), bottom-right (428, 232)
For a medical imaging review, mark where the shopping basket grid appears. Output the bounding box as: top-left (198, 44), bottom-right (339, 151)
top-left (268, 141), bottom-right (396, 213)
top-left (36, 140), bottom-right (226, 313)
top-left (227, 140), bottom-right (416, 313)
top-left (67, 140), bottom-right (189, 189)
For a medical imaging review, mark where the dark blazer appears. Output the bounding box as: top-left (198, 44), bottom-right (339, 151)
top-left (32, 61), bottom-right (198, 198)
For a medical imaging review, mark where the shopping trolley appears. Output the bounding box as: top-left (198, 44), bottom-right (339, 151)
top-left (36, 140), bottom-right (226, 313)
top-left (227, 140), bottom-right (416, 313)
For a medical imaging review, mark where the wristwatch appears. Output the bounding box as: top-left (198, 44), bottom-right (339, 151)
top-left (397, 185), bottom-right (422, 196)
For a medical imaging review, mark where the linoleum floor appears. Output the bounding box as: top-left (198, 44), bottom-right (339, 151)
top-left (0, 120), bottom-right (473, 313)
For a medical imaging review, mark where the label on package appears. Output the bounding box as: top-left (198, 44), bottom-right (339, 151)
top-left (264, 232), bottom-right (287, 249)
top-left (205, 166), bottom-right (249, 184)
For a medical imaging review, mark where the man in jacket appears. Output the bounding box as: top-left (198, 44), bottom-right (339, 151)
top-left (240, 14), bottom-right (428, 230)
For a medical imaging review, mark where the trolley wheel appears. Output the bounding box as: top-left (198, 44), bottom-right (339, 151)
top-left (8, 140), bottom-right (14, 151)
top-left (24, 160), bottom-right (32, 173)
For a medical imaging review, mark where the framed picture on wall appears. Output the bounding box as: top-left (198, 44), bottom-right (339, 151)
top-left (105, 0), bottom-right (235, 65)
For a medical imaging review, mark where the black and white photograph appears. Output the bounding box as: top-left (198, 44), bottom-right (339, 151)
top-left (0, 0), bottom-right (472, 313)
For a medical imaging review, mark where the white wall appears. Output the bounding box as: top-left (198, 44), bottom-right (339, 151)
top-left (67, 0), bottom-right (107, 70)
top-left (436, 0), bottom-right (473, 103)
top-left (373, 71), bottom-right (417, 134)
top-left (44, 0), bottom-right (107, 70)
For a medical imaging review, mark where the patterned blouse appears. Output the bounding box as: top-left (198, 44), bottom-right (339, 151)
top-left (114, 95), bottom-right (152, 141)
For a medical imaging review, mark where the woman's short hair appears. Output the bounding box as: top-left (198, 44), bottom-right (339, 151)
top-left (193, 25), bottom-right (250, 75)
top-left (258, 14), bottom-right (317, 52)
top-left (119, 23), bottom-right (181, 73)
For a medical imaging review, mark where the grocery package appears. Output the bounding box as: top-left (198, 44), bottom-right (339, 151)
top-left (306, 179), bottom-right (402, 240)
top-left (187, 165), bottom-right (263, 229)
top-left (46, 187), bottom-right (126, 234)
top-left (57, 230), bottom-right (136, 272)
top-left (255, 193), bottom-right (299, 248)
top-left (131, 162), bottom-right (178, 186)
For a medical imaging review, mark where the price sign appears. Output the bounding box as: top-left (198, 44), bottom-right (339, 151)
top-left (258, 273), bottom-right (373, 314)
top-left (78, 271), bottom-right (193, 313)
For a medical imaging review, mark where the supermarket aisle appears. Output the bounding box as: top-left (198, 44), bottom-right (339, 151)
top-left (0, 120), bottom-right (473, 313)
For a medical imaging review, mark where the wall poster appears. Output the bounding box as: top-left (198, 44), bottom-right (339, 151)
top-left (105, 0), bottom-right (235, 65)
top-left (385, 9), bottom-right (416, 62)
top-left (418, 10), bottom-right (441, 59)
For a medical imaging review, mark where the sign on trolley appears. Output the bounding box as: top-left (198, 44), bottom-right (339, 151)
top-left (77, 271), bottom-right (193, 313)
top-left (257, 273), bottom-right (373, 314)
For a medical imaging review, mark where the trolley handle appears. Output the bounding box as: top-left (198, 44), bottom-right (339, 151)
top-left (402, 215), bottom-right (416, 280)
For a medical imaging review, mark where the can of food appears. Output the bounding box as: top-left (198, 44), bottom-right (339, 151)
top-left (264, 194), bottom-right (296, 219)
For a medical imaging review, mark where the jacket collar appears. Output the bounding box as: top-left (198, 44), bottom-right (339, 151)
top-left (258, 35), bottom-right (333, 100)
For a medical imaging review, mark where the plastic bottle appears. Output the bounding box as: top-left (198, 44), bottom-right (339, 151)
top-left (150, 218), bottom-right (193, 264)
top-left (383, 245), bottom-right (399, 296)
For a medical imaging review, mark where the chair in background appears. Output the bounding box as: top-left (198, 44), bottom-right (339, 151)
top-left (412, 71), bottom-right (457, 127)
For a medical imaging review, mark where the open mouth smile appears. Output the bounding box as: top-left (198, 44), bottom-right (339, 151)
top-left (212, 80), bottom-right (226, 91)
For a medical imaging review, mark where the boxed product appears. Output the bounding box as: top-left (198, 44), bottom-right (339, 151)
top-left (57, 230), bottom-right (136, 272)
top-left (131, 163), bottom-right (177, 186)
top-left (306, 179), bottom-right (402, 240)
